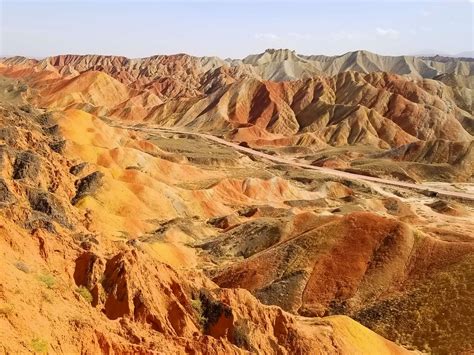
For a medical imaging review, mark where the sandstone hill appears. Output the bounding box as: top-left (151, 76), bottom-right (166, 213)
top-left (3, 49), bottom-right (473, 83)
top-left (0, 50), bottom-right (473, 354)
top-left (2, 52), bottom-right (472, 182)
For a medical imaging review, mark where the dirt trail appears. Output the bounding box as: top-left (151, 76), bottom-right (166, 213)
top-left (120, 124), bottom-right (474, 201)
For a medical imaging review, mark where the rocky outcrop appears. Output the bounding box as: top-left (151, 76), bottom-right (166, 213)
top-left (13, 150), bottom-right (41, 180)
top-left (210, 212), bottom-right (474, 352)
top-left (0, 178), bottom-right (15, 205)
top-left (71, 171), bottom-right (104, 205)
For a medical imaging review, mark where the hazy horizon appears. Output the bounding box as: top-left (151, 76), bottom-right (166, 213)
top-left (1, 48), bottom-right (474, 61)
top-left (1, 0), bottom-right (473, 58)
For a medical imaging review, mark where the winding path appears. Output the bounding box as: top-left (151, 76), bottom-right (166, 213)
top-left (121, 124), bottom-right (474, 201)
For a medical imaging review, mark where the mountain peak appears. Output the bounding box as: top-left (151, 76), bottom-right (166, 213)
top-left (242, 48), bottom-right (300, 66)
top-left (264, 48), bottom-right (296, 55)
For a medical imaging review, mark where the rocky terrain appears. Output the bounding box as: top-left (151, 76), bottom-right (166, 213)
top-left (2, 49), bottom-right (472, 182)
top-left (0, 50), bottom-right (472, 354)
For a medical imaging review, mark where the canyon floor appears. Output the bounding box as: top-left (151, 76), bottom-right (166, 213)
top-left (0, 51), bottom-right (473, 354)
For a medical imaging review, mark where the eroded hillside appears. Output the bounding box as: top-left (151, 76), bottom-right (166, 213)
top-left (1, 51), bottom-right (472, 182)
top-left (0, 51), bottom-right (473, 354)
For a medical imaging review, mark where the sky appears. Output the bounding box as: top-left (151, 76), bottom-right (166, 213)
top-left (1, 0), bottom-right (473, 58)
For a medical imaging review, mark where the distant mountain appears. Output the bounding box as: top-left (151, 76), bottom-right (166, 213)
top-left (421, 54), bottom-right (474, 63)
top-left (1, 49), bottom-right (471, 159)
top-left (2, 49), bottom-right (473, 83)
top-left (455, 51), bottom-right (474, 58)
top-left (233, 49), bottom-right (474, 80)
top-left (413, 50), bottom-right (474, 58)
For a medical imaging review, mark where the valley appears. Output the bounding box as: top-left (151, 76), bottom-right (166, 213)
top-left (0, 49), bottom-right (472, 354)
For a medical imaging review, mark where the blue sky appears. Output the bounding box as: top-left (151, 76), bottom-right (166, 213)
top-left (1, 0), bottom-right (472, 58)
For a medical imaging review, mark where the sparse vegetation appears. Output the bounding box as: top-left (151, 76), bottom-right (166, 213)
top-left (17, 83), bottom-right (28, 92)
top-left (232, 320), bottom-right (253, 351)
top-left (36, 112), bottom-right (53, 125)
top-left (191, 298), bottom-right (207, 328)
top-left (41, 291), bottom-right (54, 304)
top-left (115, 230), bottom-right (130, 240)
top-left (19, 104), bottom-right (31, 112)
top-left (37, 273), bottom-right (56, 289)
top-left (125, 165), bottom-right (143, 171)
top-left (71, 171), bottom-right (104, 205)
top-left (30, 337), bottom-right (48, 353)
top-left (69, 315), bottom-right (86, 327)
top-left (76, 286), bottom-right (93, 303)
top-left (0, 49), bottom-right (473, 355)
top-left (14, 261), bottom-right (30, 273)
top-left (412, 229), bottom-right (425, 242)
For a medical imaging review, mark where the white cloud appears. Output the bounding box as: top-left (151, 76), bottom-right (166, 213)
top-left (254, 33), bottom-right (280, 41)
top-left (376, 27), bottom-right (400, 39)
top-left (420, 10), bottom-right (431, 17)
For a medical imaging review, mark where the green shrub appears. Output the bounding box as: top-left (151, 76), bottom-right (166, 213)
top-left (37, 273), bottom-right (56, 289)
top-left (76, 286), bottom-right (93, 303)
top-left (191, 298), bottom-right (207, 327)
top-left (30, 337), bottom-right (48, 353)
top-left (232, 320), bottom-right (253, 351)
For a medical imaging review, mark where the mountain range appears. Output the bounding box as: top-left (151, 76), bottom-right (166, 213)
top-left (0, 49), bottom-right (473, 354)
